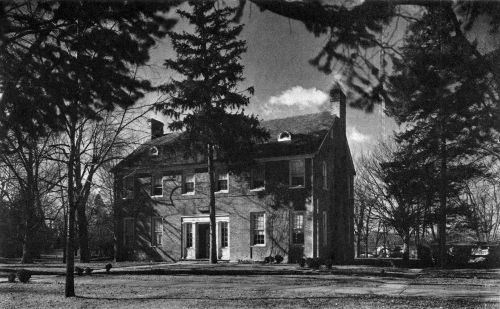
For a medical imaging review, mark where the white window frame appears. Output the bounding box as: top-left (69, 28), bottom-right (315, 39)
top-left (322, 211), bottom-right (328, 247)
top-left (182, 173), bottom-right (196, 195)
top-left (151, 175), bottom-right (163, 197)
top-left (137, 175), bottom-right (152, 196)
top-left (322, 161), bottom-right (328, 190)
top-left (123, 217), bottom-right (134, 246)
top-left (185, 223), bottom-right (193, 248)
top-left (292, 212), bottom-right (305, 245)
top-left (220, 221), bottom-right (229, 248)
top-left (289, 159), bottom-right (305, 188)
top-left (251, 212), bottom-right (266, 246)
top-left (151, 217), bottom-right (163, 247)
top-left (216, 172), bottom-right (229, 193)
top-left (250, 167), bottom-right (265, 191)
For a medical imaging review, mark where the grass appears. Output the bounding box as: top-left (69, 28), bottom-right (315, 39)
top-left (0, 271), bottom-right (498, 309)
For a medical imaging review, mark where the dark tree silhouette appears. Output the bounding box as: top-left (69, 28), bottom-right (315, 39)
top-left (1, 1), bottom-right (177, 297)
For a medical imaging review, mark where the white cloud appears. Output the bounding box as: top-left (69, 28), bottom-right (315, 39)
top-left (268, 86), bottom-right (329, 109)
top-left (348, 127), bottom-right (371, 143)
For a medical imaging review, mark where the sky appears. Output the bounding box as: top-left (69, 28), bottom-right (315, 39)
top-left (139, 1), bottom-right (398, 158)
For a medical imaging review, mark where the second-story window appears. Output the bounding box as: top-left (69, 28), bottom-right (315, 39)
top-left (122, 176), bottom-right (134, 199)
top-left (251, 167), bottom-right (265, 190)
top-left (290, 159), bottom-right (305, 187)
top-left (137, 175), bottom-right (152, 196)
top-left (183, 173), bottom-right (195, 194)
top-left (217, 172), bottom-right (229, 192)
top-left (322, 161), bottom-right (328, 190)
top-left (152, 176), bottom-right (163, 196)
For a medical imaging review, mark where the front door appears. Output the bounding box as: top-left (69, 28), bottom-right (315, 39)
top-left (197, 223), bottom-right (210, 259)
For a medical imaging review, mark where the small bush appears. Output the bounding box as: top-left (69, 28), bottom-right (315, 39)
top-left (85, 267), bottom-right (93, 275)
top-left (298, 258), bottom-right (306, 267)
top-left (8, 273), bottom-right (16, 283)
top-left (264, 256), bottom-right (275, 264)
top-left (105, 263), bottom-right (112, 273)
top-left (417, 244), bottom-right (433, 266)
top-left (275, 254), bottom-right (284, 264)
top-left (237, 259), bottom-right (254, 264)
top-left (16, 269), bottom-right (31, 283)
top-left (75, 266), bottom-right (84, 276)
top-left (324, 258), bottom-right (333, 269)
top-left (306, 258), bottom-right (321, 269)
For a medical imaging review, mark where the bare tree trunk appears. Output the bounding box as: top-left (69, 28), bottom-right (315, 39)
top-left (77, 202), bottom-right (90, 262)
top-left (65, 122), bottom-right (76, 297)
top-left (207, 144), bottom-right (217, 264)
top-left (438, 112), bottom-right (447, 268)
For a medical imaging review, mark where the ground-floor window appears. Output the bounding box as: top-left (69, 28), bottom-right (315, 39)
top-left (322, 211), bottom-right (328, 246)
top-left (251, 212), bottom-right (265, 246)
top-left (151, 217), bottom-right (162, 246)
top-left (123, 218), bottom-right (134, 246)
top-left (220, 222), bottom-right (228, 247)
top-left (292, 212), bottom-right (304, 244)
top-left (186, 223), bottom-right (193, 248)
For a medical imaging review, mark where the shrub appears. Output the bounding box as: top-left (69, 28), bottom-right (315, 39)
top-left (449, 246), bottom-right (472, 266)
top-left (264, 256), bottom-right (275, 264)
top-left (275, 254), bottom-right (284, 264)
top-left (306, 258), bottom-right (321, 269)
top-left (237, 259), bottom-right (254, 264)
top-left (8, 273), bottom-right (16, 283)
top-left (16, 269), bottom-right (31, 283)
top-left (105, 263), bottom-right (112, 273)
top-left (417, 244), bottom-right (433, 266)
top-left (486, 246), bottom-right (500, 267)
top-left (85, 267), bottom-right (93, 275)
top-left (324, 259), bottom-right (333, 269)
top-left (75, 266), bottom-right (84, 276)
top-left (298, 258), bottom-right (306, 267)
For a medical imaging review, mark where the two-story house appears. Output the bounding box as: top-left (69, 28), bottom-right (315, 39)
top-left (112, 90), bottom-right (355, 264)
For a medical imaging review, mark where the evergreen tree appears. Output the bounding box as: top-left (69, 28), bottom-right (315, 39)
top-left (158, 1), bottom-right (268, 264)
top-left (387, 6), bottom-right (496, 266)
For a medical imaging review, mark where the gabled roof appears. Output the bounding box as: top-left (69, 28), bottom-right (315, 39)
top-left (113, 112), bottom-right (338, 171)
top-left (261, 111), bottom-right (335, 139)
top-left (255, 112), bottom-right (337, 158)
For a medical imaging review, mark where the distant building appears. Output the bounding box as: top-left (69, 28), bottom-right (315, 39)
top-left (112, 92), bottom-right (355, 263)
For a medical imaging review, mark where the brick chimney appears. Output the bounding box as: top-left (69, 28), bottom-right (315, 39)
top-left (149, 118), bottom-right (164, 139)
top-left (329, 83), bottom-right (346, 138)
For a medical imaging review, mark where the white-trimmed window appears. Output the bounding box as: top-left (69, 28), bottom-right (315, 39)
top-left (322, 161), bottom-right (328, 190)
top-left (322, 211), bottom-right (328, 247)
top-left (151, 217), bottom-right (162, 246)
top-left (292, 212), bottom-right (304, 244)
top-left (183, 173), bottom-right (195, 194)
top-left (251, 212), bottom-right (265, 246)
top-left (123, 218), bottom-right (134, 246)
top-left (122, 176), bottom-right (134, 199)
top-left (137, 175), bottom-right (152, 196)
top-left (185, 223), bottom-right (193, 248)
top-left (290, 159), bottom-right (305, 187)
top-left (217, 172), bottom-right (229, 192)
top-left (251, 167), bottom-right (265, 190)
top-left (152, 176), bottom-right (163, 196)
top-left (220, 221), bottom-right (229, 248)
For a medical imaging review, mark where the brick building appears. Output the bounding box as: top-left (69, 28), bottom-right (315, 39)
top-left (112, 92), bottom-right (355, 263)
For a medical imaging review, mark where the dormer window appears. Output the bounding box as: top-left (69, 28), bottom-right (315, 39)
top-left (278, 131), bottom-right (292, 142)
top-left (150, 146), bottom-right (159, 156)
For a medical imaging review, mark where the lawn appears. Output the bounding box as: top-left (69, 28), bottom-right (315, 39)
top-left (1, 272), bottom-right (499, 309)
